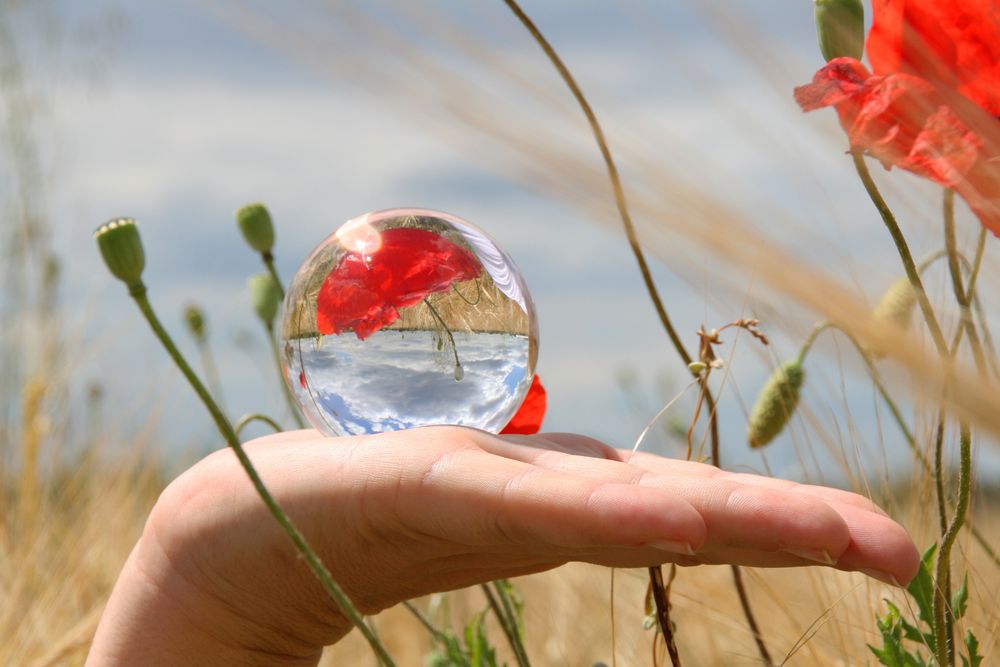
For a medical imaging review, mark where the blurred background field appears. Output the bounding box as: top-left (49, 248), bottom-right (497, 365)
top-left (2, 1), bottom-right (999, 665)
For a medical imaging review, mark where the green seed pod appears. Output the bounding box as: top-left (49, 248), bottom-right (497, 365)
top-left (248, 272), bottom-right (282, 324)
top-left (94, 218), bottom-right (145, 287)
top-left (184, 304), bottom-right (207, 342)
top-left (236, 203), bottom-right (275, 254)
top-left (747, 360), bottom-right (805, 448)
top-left (815, 0), bottom-right (865, 62)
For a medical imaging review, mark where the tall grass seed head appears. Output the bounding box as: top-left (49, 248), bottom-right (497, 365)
top-left (814, 0), bottom-right (864, 62)
top-left (236, 203), bottom-right (275, 254)
top-left (183, 304), bottom-right (207, 341)
top-left (94, 217), bottom-right (145, 286)
top-left (248, 272), bottom-right (281, 324)
top-left (747, 360), bottom-right (805, 448)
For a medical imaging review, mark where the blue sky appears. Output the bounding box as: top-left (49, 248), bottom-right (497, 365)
top-left (11, 1), bottom-right (998, 481)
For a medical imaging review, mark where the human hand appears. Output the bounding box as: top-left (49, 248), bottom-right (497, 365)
top-left (87, 427), bottom-right (919, 666)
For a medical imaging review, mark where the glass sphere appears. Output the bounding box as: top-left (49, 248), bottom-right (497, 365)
top-left (280, 208), bottom-right (538, 436)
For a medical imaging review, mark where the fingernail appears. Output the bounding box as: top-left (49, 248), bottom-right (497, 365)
top-left (646, 540), bottom-right (696, 556)
top-left (782, 547), bottom-right (836, 565)
top-left (859, 568), bottom-right (902, 587)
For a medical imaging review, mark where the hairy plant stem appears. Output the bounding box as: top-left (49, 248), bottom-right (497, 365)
top-left (234, 412), bottom-right (283, 438)
top-left (128, 282), bottom-right (396, 667)
top-left (935, 190), bottom-right (987, 667)
top-left (934, 424), bottom-right (971, 667)
top-left (852, 154), bottom-right (949, 356)
top-left (266, 321), bottom-right (307, 429)
top-left (481, 583), bottom-right (531, 667)
top-left (500, 2), bottom-right (769, 662)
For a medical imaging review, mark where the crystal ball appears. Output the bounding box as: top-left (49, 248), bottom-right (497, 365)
top-left (280, 208), bottom-right (538, 436)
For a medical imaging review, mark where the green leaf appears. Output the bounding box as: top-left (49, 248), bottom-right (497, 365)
top-left (906, 544), bottom-right (937, 626)
top-left (951, 574), bottom-right (969, 620)
top-left (963, 630), bottom-right (983, 667)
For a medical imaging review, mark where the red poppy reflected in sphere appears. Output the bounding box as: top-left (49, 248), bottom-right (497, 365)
top-left (280, 208), bottom-right (539, 436)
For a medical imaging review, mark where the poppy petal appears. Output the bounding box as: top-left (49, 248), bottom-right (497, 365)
top-left (501, 375), bottom-right (547, 435)
top-left (316, 227), bottom-right (483, 339)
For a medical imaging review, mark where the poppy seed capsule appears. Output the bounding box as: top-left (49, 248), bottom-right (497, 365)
top-left (814, 0), bottom-right (864, 62)
top-left (236, 203), bottom-right (275, 254)
top-left (248, 272), bottom-right (281, 324)
top-left (94, 218), bottom-right (145, 286)
top-left (183, 304), bottom-right (206, 341)
top-left (747, 360), bottom-right (804, 448)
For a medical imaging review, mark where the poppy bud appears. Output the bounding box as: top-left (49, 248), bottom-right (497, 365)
top-left (873, 277), bottom-right (917, 330)
top-left (248, 272), bottom-right (281, 324)
top-left (94, 218), bottom-right (145, 287)
top-left (868, 277), bottom-right (916, 357)
top-left (747, 360), bottom-right (804, 448)
top-left (236, 203), bottom-right (275, 254)
top-left (814, 0), bottom-right (864, 62)
top-left (183, 304), bottom-right (206, 342)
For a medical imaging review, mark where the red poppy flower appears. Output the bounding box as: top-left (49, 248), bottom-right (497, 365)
top-left (794, 0), bottom-right (1000, 235)
top-left (867, 0), bottom-right (1000, 117)
top-left (501, 374), bottom-right (547, 435)
top-left (316, 227), bottom-right (482, 340)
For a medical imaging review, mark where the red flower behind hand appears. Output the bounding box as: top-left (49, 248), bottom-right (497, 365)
top-left (316, 227), bottom-right (482, 340)
top-left (501, 374), bottom-right (547, 435)
top-left (794, 1), bottom-right (1000, 234)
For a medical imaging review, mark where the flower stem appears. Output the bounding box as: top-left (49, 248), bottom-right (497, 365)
top-left (943, 190), bottom-right (986, 371)
top-left (234, 412), bottom-right (283, 438)
top-left (266, 321), bottom-right (306, 428)
top-left (481, 582), bottom-right (531, 667)
top-left (127, 282), bottom-right (396, 667)
top-left (262, 251), bottom-right (286, 300)
top-left (499, 3), bottom-right (771, 661)
top-left (933, 423), bottom-right (971, 667)
top-left (423, 297), bottom-right (463, 379)
top-left (852, 153), bottom-right (949, 357)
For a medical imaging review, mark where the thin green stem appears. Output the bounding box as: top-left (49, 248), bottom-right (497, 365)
top-left (234, 412), bottom-right (283, 438)
top-left (499, 4), bottom-right (774, 662)
top-left (934, 424), bottom-right (971, 667)
top-left (402, 600), bottom-right (447, 642)
top-left (481, 583), bottom-right (531, 667)
top-left (423, 297), bottom-right (463, 380)
top-left (799, 322), bottom-right (929, 470)
top-left (128, 283), bottom-right (396, 667)
top-left (500, 0), bottom-right (690, 367)
top-left (852, 154), bottom-right (949, 357)
top-left (266, 322), bottom-right (306, 428)
top-left (262, 252), bottom-right (286, 300)
top-left (492, 581), bottom-right (531, 667)
top-left (943, 190), bottom-right (986, 371)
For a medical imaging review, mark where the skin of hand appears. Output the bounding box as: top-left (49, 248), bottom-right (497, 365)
top-left (87, 427), bottom-right (920, 667)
